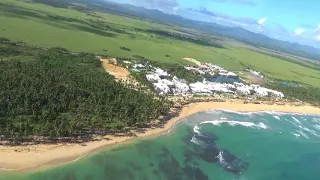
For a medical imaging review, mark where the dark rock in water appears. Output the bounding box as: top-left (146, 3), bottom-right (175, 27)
top-left (193, 161), bottom-right (199, 166)
top-left (149, 162), bottom-right (154, 167)
top-left (181, 126), bottom-right (249, 176)
top-left (199, 146), bottom-right (220, 163)
top-left (103, 163), bottom-right (135, 179)
top-left (281, 172), bottom-right (289, 179)
top-left (128, 162), bottom-right (143, 171)
top-left (135, 141), bottom-right (157, 158)
top-left (194, 132), bottom-right (219, 146)
top-left (153, 169), bottom-right (160, 176)
top-left (183, 127), bottom-right (249, 176)
top-left (218, 149), bottom-right (249, 175)
top-left (64, 172), bottom-right (77, 180)
top-left (183, 165), bottom-right (209, 180)
top-left (181, 128), bottom-right (194, 144)
top-left (183, 149), bottom-right (195, 164)
top-left (156, 146), bottom-right (185, 180)
top-left (90, 154), bottom-right (105, 166)
top-left (193, 167), bottom-right (210, 180)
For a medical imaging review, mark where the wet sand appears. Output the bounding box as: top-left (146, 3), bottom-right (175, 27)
top-left (1, 100), bottom-right (320, 172)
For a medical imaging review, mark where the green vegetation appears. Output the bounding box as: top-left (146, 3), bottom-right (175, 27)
top-left (266, 83), bottom-right (320, 107)
top-left (1, 0), bottom-right (320, 145)
top-left (1, 0), bottom-right (319, 88)
top-left (212, 48), bottom-right (320, 87)
top-left (153, 63), bottom-right (203, 83)
top-left (0, 42), bottom-right (170, 144)
top-left (141, 29), bottom-right (224, 48)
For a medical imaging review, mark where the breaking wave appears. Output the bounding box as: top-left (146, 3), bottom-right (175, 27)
top-left (193, 125), bottom-right (201, 135)
top-left (314, 125), bottom-right (320, 130)
top-left (273, 115), bottom-right (281, 120)
top-left (298, 125), bottom-right (320, 137)
top-left (292, 116), bottom-right (302, 124)
top-left (292, 133), bottom-right (301, 138)
top-left (296, 130), bottom-right (309, 139)
top-left (217, 151), bottom-right (229, 168)
top-left (206, 110), bottom-right (320, 117)
top-left (200, 120), bottom-right (269, 129)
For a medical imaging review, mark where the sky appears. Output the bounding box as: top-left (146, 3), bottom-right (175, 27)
top-left (108, 0), bottom-right (320, 48)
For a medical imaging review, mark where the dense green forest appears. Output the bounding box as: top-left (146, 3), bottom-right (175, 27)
top-left (140, 29), bottom-right (224, 48)
top-left (266, 83), bottom-right (320, 106)
top-left (0, 41), bottom-right (170, 144)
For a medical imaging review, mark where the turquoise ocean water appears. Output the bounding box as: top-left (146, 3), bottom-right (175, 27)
top-left (1, 110), bottom-right (320, 180)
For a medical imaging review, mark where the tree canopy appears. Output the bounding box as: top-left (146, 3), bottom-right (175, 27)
top-left (0, 42), bottom-right (170, 143)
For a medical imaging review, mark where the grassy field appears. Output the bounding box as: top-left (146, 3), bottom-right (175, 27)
top-left (1, 0), bottom-right (320, 87)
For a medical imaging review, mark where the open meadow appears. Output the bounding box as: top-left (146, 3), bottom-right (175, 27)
top-left (1, 0), bottom-right (320, 87)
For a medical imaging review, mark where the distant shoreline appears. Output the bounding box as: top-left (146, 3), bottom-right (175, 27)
top-left (1, 100), bottom-right (320, 173)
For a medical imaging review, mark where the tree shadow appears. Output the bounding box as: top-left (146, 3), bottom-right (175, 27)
top-left (0, 2), bottom-right (50, 20)
top-left (0, 2), bottom-right (118, 38)
top-left (291, 70), bottom-right (320, 80)
top-left (69, 24), bottom-right (117, 37)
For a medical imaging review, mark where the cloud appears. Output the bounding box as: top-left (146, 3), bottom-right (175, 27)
top-left (188, 7), bottom-right (258, 25)
top-left (118, 0), bottom-right (179, 12)
top-left (295, 28), bottom-right (305, 36)
top-left (210, 0), bottom-right (256, 6)
top-left (316, 34), bottom-right (320, 41)
top-left (197, 7), bottom-right (216, 16)
top-left (257, 17), bottom-right (267, 25)
top-left (315, 25), bottom-right (320, 32)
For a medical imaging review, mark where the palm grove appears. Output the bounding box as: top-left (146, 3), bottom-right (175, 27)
top-left (0, 40), bottom-right (170, 144)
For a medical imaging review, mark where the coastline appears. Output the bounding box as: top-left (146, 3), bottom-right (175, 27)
top-left (1, 100), bottom-right (320, 173)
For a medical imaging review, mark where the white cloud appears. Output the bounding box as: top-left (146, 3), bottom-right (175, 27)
top-left (295, 28), bottom-right (304, 36)
top-left (257, 17), bottom-right (267, 25)
top-left (316, 34), bottom-right (320, 41)
top-left (315, 25), bottom-right (320, 32)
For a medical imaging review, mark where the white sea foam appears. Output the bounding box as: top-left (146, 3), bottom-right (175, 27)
top-left (217, 151), bottom-right (229, 168)
top-left (220, 110), bottom-right (320, 116)
top-left (298, 125), bottom-right (319, 137)
top-left (200, 120), bottom-right (269, 129)
top-left (257, 122), bottom-right (268, 129)
top-left (292, 133), bottom-right (301, 138)
top-left (314, 125), bottom-right (320, 131)
top-left (296, 130), bottom-right (309, 139)
top-left (220, 117), bottom-right (227, 120)
top-left (191, 136), bottom-right (203, 146)
top-left (283, 118), bottom-right (299, 126)
top-left (292, 116), bottom-right (302, 124)
top-left (218, 110), bottom-right (254, 116)
top-left (193, 125), bottom-right (201, 134)
top-left (312, 118), bottom-right (320, 123)
top-left (273, 115), bottom-right (281, 120)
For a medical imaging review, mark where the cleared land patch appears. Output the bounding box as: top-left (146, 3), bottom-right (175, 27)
top-left (183, 57), bottom-right (203, 67)
top-left (100, 58), bottom-right (130, 81)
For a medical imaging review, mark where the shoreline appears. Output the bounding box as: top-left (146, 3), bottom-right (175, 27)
top-left (1, 100), bottom-right (320, 173)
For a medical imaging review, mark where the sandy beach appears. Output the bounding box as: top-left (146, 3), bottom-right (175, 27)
top-left (1, 100), bottom-right (320, 173)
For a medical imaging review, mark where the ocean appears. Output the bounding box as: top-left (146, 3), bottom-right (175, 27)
top-left (2, 110), bottom-right (320, 180)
